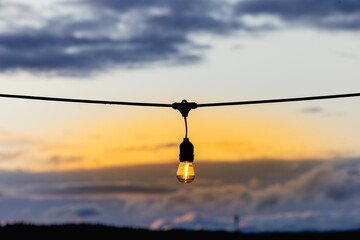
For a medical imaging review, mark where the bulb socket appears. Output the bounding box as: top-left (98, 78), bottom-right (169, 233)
top-left (179, 138), bottom-right (194, 162)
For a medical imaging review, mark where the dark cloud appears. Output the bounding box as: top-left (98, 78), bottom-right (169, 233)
top-left (153, 143), bottom-right (178, 150)
top-left (236, 0), bottom-right (360, 30)
top-left (44, 205), bottom-right (101, 219)
top-left (48, 155), bottom-right (82, 164)
top-left (117, 142), bottom-right (178, 152)
top-left (80, 0), bottom-right (165, 12)
top-left (302, 107), bottom-right (324, 114)
top-left (0, 31), bottom-right (200, 76)
top-left (196, 160), bottom-right (319, 186)
top-left (301, 107), bottom-right (340, 117)
top-left (38, 184), bottom-right (175, 196)
top-left (74, 208), bottom-right (101, 218)
top-left (82, 0), bottom-right (236, 34)
top-left (254, 192), bottom-right (281, 211)
top-left (0, 0), bottom-right (228, 76)
top-left (260, 162), bottom-right (360, 205)
top-left (0, 160), bottom-right (320, 192)
top-left (1, 0), bottom-right (359, 76)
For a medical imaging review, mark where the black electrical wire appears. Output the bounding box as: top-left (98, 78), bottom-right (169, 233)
top-left (0, 94), bottom-right (171, 107)
top-left (196, 92), bottom-right (360, 107)
top-left (1, 92), bottom-right (360, 108)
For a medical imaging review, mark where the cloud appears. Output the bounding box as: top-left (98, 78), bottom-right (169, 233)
top-left (0, 150), bottom-right (26, 161)
top-left (150, 162), bottom-right (360, 232)
top-left (240, 208), bottom-right (360, 232)
top-left (236, 0), bottom-right (360, 30)
top-left (48, 155), bottom-right (82, 164)
top-left (0, 128), bottom-right (35, 146)
top-left (81, 0), bottom-right (240, 33)
top-left (0, 129), bottom-right (34, 163)
top-left (75, 208), bottom-right (100, 218)
top-left (114, 142), bottom-right (178, 152)
top-left (0, 0), bottom-right (231, 76)
top-left (36, 184), bottom-right (175, 197)
top-left (153, 162), bottom-right (360, 214)
top-left (0, 30), bottom-right (200, 76)
top-left (150, 208), bottom-right (360, 232)
top-left (0, 160), bottom-right (321, 195)
top-left (119, 159), bottom-right (360, 231)
top-left (2, 159), bottom-right (360, 231)
top-left (44, 205), bottom-right (101, 220)
top-left (301, 107), bottom-right (341, 117)
top-left (0, 160), bottom-right (321, 198)
top-left (153, 143), bottom-right (178, 150)
top-left (6, 0), bottom-right (359, 76)
top-left (333, 50), bottom-right (360, 60)
top-left (150, 211), bottom-right (231, 231)
top-left (302, 107), bottom-right (324, 114)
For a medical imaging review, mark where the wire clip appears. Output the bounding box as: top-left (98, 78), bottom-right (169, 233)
top-left (172, 100), bottom-right (198, 118)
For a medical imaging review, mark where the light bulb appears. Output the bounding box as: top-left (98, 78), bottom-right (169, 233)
top-left (177, 138), bottom-right (195, 184)
top-left (176, 161), bottom-right (195, 184)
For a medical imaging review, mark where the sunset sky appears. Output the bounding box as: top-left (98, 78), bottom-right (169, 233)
top-left (1, 0), bottom-right (360, 232)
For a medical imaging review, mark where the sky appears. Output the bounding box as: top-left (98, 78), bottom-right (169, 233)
top-left (1, 0), bottom-right (360, 232)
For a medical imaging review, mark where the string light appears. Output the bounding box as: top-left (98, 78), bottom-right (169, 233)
top-left (1, 92), bottom-right (360, 184)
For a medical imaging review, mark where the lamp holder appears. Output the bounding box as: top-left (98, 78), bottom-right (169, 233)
top-left (179, 137), bottom-right (194, 162)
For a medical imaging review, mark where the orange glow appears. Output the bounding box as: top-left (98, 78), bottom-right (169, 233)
top-left (12, 109), bottom-right (346, 172)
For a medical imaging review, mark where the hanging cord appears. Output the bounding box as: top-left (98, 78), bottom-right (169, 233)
top-left (184, 117), bottom-right (188, 138)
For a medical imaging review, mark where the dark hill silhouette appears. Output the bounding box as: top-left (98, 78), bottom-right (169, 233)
top-left (1, 224), bottom-right (360, 239)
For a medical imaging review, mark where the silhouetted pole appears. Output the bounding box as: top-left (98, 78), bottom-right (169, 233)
top-left (233, 214), bottom-right (240, 232)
